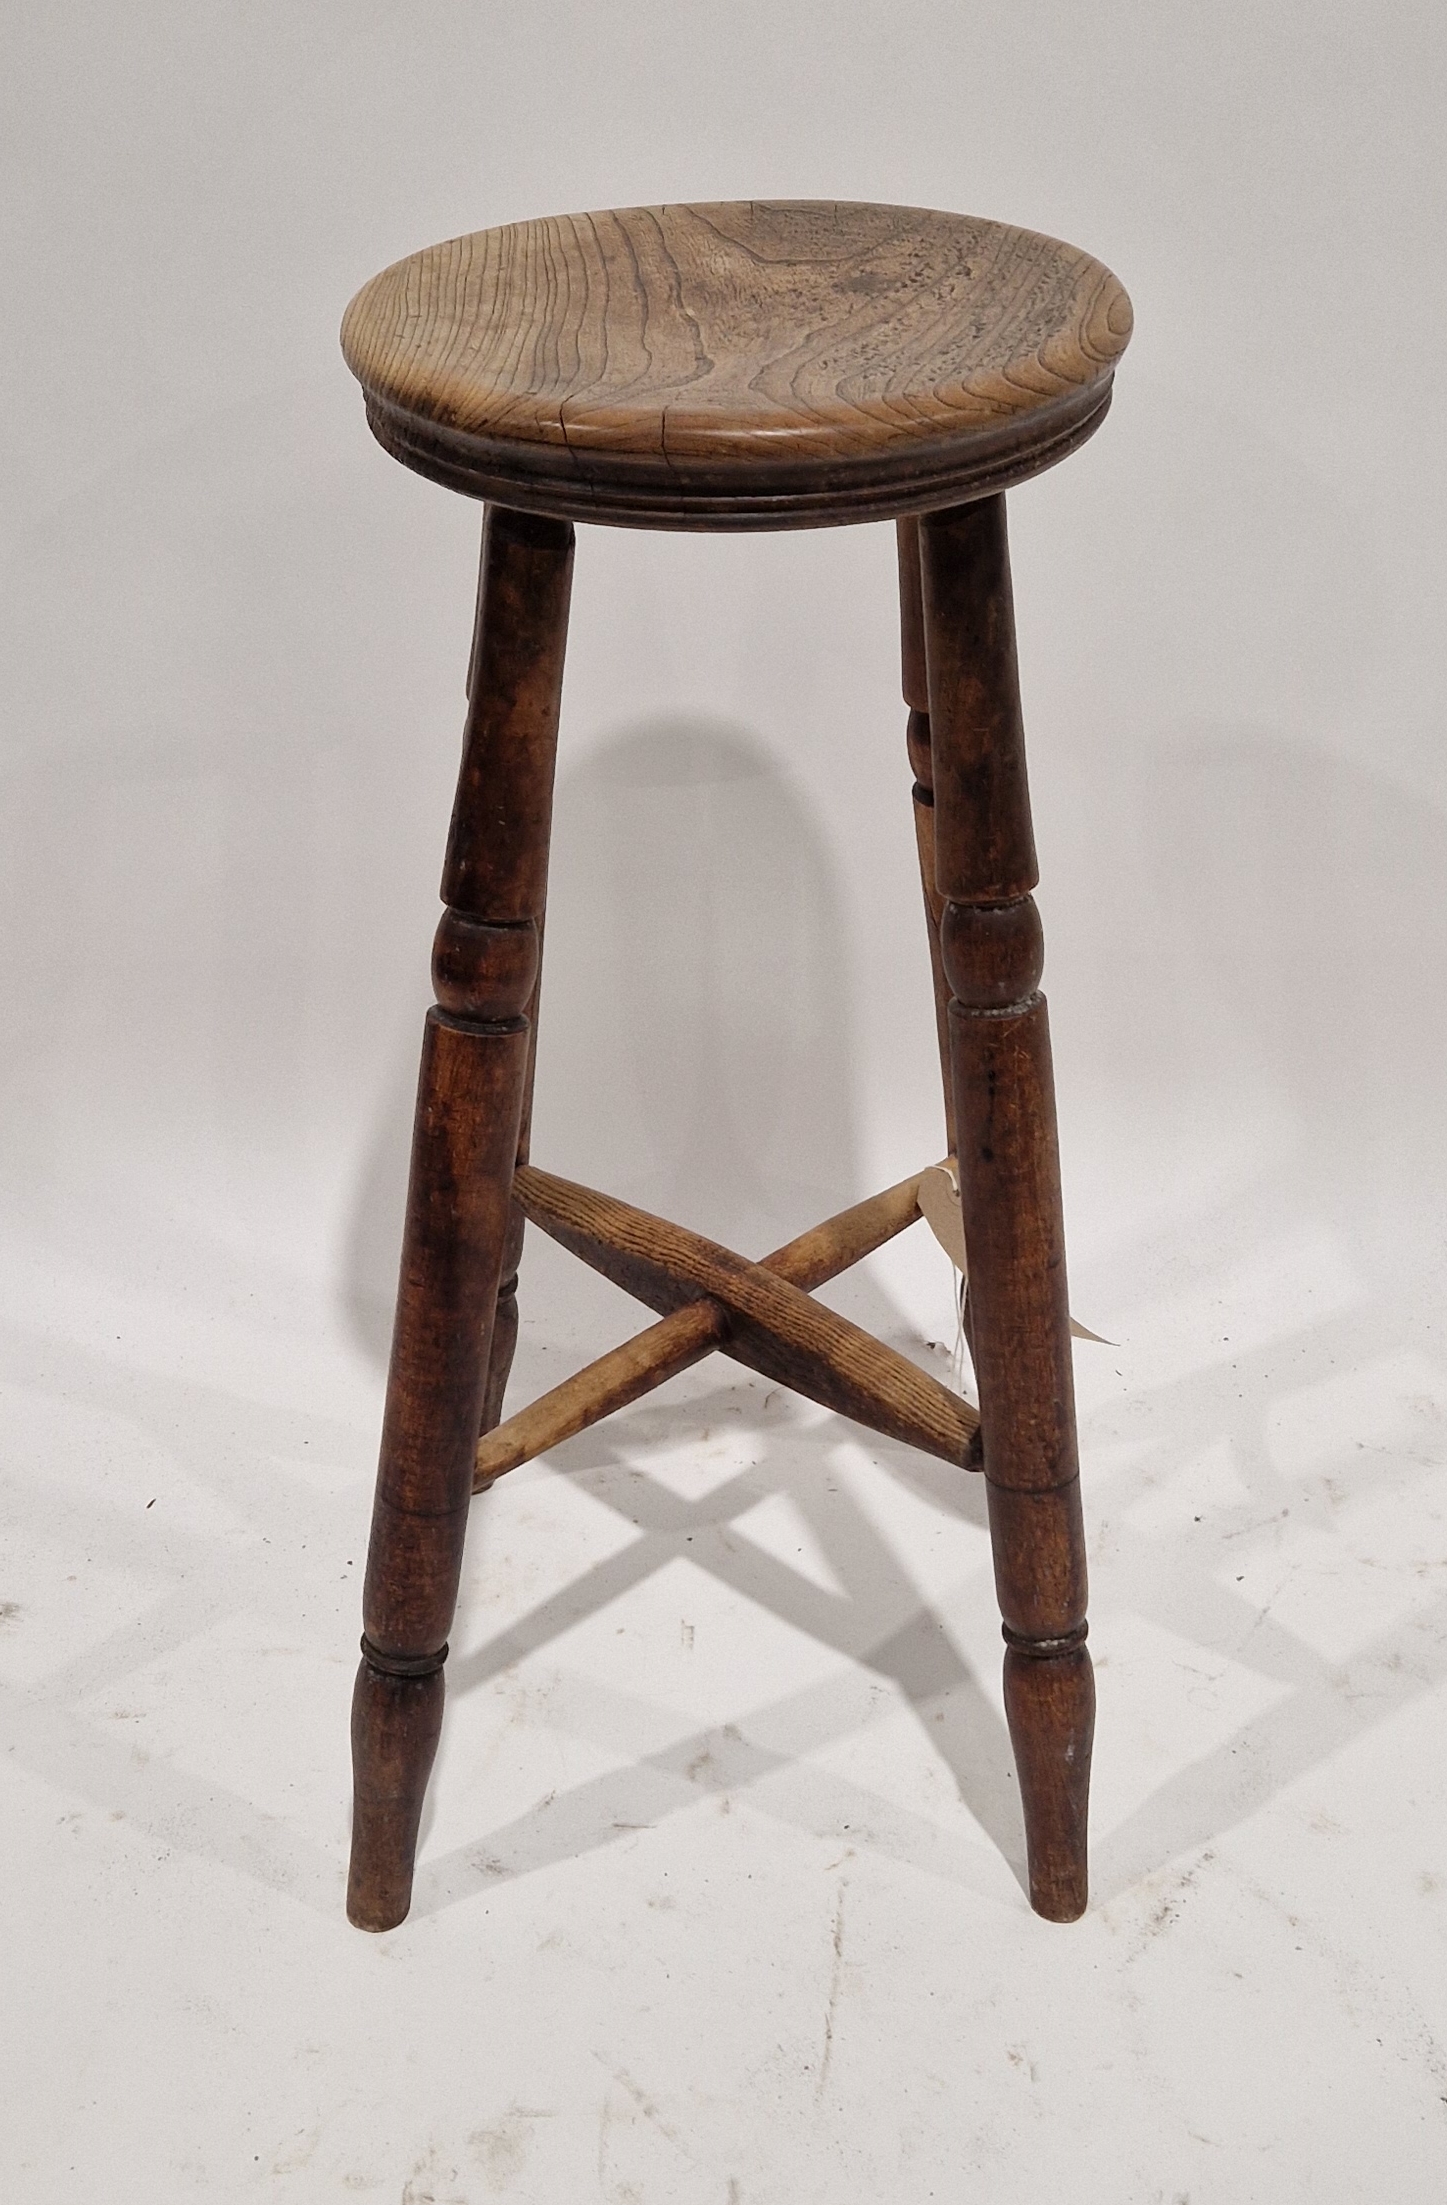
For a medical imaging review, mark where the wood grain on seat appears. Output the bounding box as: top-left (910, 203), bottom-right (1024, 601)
top-left (341, 201), bottom-right (1131, 528)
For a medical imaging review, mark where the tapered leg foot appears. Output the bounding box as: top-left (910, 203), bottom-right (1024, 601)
top-left (1003, 1641), bottom-right (1094, 1920)
top-left (347, 1657), bottom-right (445, 1931)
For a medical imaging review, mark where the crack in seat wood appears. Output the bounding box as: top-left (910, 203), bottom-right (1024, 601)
top-left (340, 198), bottom-right (1132, 1932)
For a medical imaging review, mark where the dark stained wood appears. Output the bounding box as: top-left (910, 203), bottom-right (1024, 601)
top-left (358, 1010), bottom-right (531, 1657)
top-left (896, 516), bottom-right (930, 717)
top-left (474, 1169), bottom-right (944, 1486)
top-left (440, 508), bottom-right (573, 922)
top-left (479, 918), bottom-right (549, 1442)
top-left (348, 1665), bottom-right (443, 1935)
top-left (457, 501), bottom-right (564, 1441)
top-left (921, 497), bottom-right (1037, 905)
top-left (897, 517), bottom-right (957, 1157)
top-left (1003, 1642), bottom-right (1094, 1923)
top-left (986, 1481), bottom-right (1088, 1641)
top-left (344, 203), bottom-right (1127, 1932)
top-left (479, 1204), bottom-right (523, 1437)
top-left (341, 202), bottom-right (1131, 530)
top-left (512, 1167), bottom-right (976, 1465)
top-left (921, 491), bottom-right (1093, 1921)
top-left (348, 503), bottom-right (573, 1932)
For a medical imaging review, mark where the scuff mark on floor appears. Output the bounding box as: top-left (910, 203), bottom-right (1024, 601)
top-left (613, 2067), bottom-right (694, 2161)
top-left (399, 2144), bottom-right (470, 2205)
top-left (816, 1877), bottom-right (848, 2102)
top-left (469, 2105), bottom-right (552, 2193)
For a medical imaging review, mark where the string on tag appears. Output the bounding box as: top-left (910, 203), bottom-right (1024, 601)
top-left (950, 1265), bottom-right (970, 1395)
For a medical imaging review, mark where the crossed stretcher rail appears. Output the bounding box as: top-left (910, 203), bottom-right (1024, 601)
top-left (474, 1164), bottom-right (981, 1492)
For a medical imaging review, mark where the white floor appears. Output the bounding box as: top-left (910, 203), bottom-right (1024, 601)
top-left (4, 1195), bottom-right (1446, 2205)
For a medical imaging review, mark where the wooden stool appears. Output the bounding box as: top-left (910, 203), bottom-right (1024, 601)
top-left (339, 201), bottom-right (1132, 1931)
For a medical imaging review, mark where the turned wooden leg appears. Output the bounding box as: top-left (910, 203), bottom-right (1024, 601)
top-left (348, 504), bottom-right (574, 1930)
top-left (480, 1207), bottom-right (525, 1440)
top-left (920, 493), bottom-right (1092, 1922)
top-left (896, 517), bottom-right (958, 1159)
top-left (468, 545), bottom-right (551, 1443)
top-left (479, 959), bottom-right (541, 1441)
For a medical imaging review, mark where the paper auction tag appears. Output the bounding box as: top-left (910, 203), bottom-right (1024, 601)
top-left (917, 1162), bottom-right (968, 1272)
top-left (917, 1162), bottom-right (1111, 1345)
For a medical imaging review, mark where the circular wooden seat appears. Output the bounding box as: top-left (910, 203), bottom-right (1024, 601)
top-left (341, 200), bottom-right (1132, 530)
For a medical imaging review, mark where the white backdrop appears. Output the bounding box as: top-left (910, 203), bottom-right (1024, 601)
top-left (7, 0), bottom-right (1445, 1327)
top-left (4, 7), bottom-right (1447, 2200)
